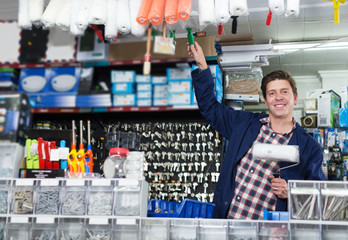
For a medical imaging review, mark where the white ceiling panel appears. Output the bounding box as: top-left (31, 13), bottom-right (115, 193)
top-left (276, 22), bottom-right (305, 42)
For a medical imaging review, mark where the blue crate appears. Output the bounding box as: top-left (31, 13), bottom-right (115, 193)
top-left (147, 198), bottom-right (215, 218)
top-left (263, 209), bottom-right (289, 221)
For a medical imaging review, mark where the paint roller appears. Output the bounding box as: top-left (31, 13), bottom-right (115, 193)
top-left (148, 0), bottom-right (166, 25)
top-left (252, 143), bottom-right (300, 177)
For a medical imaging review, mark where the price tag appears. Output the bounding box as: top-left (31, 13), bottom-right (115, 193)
top-left (50, 149), bottom-right (59, 162)
top-left (66, 179), bottom-right (85, 186)
top-left (15, 179), bottom-right (33, 186)
top-left (92, 179), bottom-right (111, 186)
top-left (10, 216), bottom-right (29, 223)
top-left (59, 147), bottom-right (69, 159)
top-left (89, 217), bottom-right (109, 225)
top-left (40, 179), bottom-right (59, 186)
top-left (118, 179), bottom-right (138, 186)
top-left (36, 217), bottom-right (55, 224)
top-left (116, 218), bottom-right (136, 225)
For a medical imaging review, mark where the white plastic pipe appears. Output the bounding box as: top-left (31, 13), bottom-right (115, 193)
top-left (116, 0), bottom-right (131, 34)
top-left (18, 0), bottom-right (32, 29)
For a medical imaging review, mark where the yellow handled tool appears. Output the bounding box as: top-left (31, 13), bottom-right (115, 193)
top-left (67, 120), bottom-right (78, 173)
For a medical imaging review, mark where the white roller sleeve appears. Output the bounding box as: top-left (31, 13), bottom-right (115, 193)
top-left (74, 0), bottom-right (91, 34)
top-left (229, 0), bottom-right (248, 16)
top-left (269, 0), bottom-right (285, 15)
top-left (130, 0), bottom-right (148, 37)
top-left (285, 0), bottom-right (300, 17)
top-left (70, 0), bottom-right (85, 35)
top-left (28, 0), bottom-right (44, 24)
top-left (252, 143), bottom-right (299, 163)
top-left (198, 0), bottom-right (216, 27)
top-left (88, 0), bottom-right (107, 24)
top-left (18, 0), bottom-right (32, 29)
top-left (116, 0), bottom-right (131, 34)
top-left (55, 0), bottom-right (72, 31)
top-left (105, 0), bottom-right (118, 39)
top-left (215, 0), bottom-right (230, 24)
top-left (41, 0), bottom-right (64, 28)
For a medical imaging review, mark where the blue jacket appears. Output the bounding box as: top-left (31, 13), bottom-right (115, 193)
top-left (192, 68), bottom-right (327, 219)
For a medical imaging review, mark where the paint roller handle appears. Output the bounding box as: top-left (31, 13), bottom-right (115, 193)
top-left (273, 172), bottom-right (280, 178)
top-left (186, 27), bottom-right (194, 46)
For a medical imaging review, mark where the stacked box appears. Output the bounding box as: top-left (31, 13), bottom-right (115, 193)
top-left (317, 90), bottom-right (341, 127)
top-left (136, 75), bottom-right (152, 107)
top-left (167, 68), bottom-right (192, 105)
top-left (111, 70), bottom-right (136, 106)
top-left (152, 76), bottom-right (168, 106)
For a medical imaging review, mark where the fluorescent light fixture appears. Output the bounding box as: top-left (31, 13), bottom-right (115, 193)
top-left (273, 41), bottom-right (348, 52)
top-left (305, 46), bottom-right (348, 51)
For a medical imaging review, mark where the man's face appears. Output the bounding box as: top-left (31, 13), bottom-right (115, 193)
top-left (264, 79), bottom-right (298, 120)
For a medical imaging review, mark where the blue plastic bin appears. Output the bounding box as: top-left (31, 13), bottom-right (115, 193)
top-left (263, 209), bottom-right (289, 221)
top-left (147, 198), bottom-right (215, 218)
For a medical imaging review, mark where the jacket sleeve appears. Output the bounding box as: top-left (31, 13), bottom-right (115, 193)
top-left (304, 140), bottom-right (327, 180)
top-left (192, 68), bottom-right (256, 140)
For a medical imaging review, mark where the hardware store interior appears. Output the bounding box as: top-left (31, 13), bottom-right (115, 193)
top-left (1, 0), bottom-right (348, 239)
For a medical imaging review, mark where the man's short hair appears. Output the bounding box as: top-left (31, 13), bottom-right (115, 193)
top-left (261, 70), bottom-right (297, 99)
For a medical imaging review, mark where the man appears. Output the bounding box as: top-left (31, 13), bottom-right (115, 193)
top-left (188, 42), bottom-right (326, 219)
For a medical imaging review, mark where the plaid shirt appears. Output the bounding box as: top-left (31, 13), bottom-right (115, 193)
top-left (227, 117), bottom-right (296, 220)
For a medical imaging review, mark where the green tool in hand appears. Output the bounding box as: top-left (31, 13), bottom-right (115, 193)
top-left (186, 27), bottom-right (194, 46)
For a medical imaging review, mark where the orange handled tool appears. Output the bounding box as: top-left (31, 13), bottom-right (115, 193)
top-left (84, 120), bottom-right (93, 173)
top-left (76, 120), bottom-right (85, 174)
top-left (67, 120), bottom-right (78, 173)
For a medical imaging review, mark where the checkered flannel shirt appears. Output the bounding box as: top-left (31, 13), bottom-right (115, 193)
top-left (227, 117), bottom-right (296, 220)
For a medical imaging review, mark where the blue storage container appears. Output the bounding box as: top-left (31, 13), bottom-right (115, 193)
top-left (147, 198), bottom-right (215, 218)
top-left (263, 209), bottom-right (289, 221)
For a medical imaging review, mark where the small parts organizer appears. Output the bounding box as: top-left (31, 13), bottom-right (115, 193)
top-left (0, 178), bottom-right (148, 218)
top-left (289, 180), bottom-right (348, 222)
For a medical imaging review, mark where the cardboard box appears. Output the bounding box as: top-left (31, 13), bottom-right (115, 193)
top-left (317, 91), bottom-right (341, 127)
top-left (109, 36), bottom-right (217, 62)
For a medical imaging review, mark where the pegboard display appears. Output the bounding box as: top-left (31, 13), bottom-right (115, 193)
top-left (31, 111), bottom-right (224, 203)
top-left (102, 120), bottom-right (223, 203)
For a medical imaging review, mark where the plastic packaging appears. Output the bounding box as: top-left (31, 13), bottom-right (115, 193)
top-left (136, 0), bottom-right (153, 25)
top-left (72, 0), bottom-right (90, 35)
top-left (103, 148), bottom-right (130, 178)
top-left (229, 0), bottom-right (248, 16)
top-left (285, 0), bottom-right (300, 17)
top-left (269, 0), bottom-right (285, 16)
top-left (116, 0), bottom-right (131, 34)
top-left (130, 0), bottom-right (148, 37)
top-left (28, 0), bottom-right (45, 26)
top-left (18, 0), bottom-right (32, 29)
top-left (105, 0), bottom-right (118, 39)
top-left (125, 151), bottom-right (145, 179)
top-left (148, 0), bottom-right (166, 25)
top-left (198, 0), bottom-right (216, 27)
top-left (41, 0), bottom-right (64, 28)
top-left (177, 0), bottom-right (192, 21)
top-left (165, 0), bottom-right (179, 25)
top-left (88, 0), bottom-right (107, 24)
top-left (215, 0), bottom-right (230, 24)
top-left (55, 0), bottom-right (72, 31)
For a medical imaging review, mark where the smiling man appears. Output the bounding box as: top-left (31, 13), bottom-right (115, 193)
top-left (188, 42), bottom-right (326, 219)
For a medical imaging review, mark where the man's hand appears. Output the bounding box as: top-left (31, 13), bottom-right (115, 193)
top-left (187, 41), bottom-right (208, 70)
top-left (270, 175), bottom-right (288, 199)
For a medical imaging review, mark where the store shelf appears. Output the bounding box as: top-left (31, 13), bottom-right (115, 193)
top-left (31, 105), bottom-right (199, 114)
